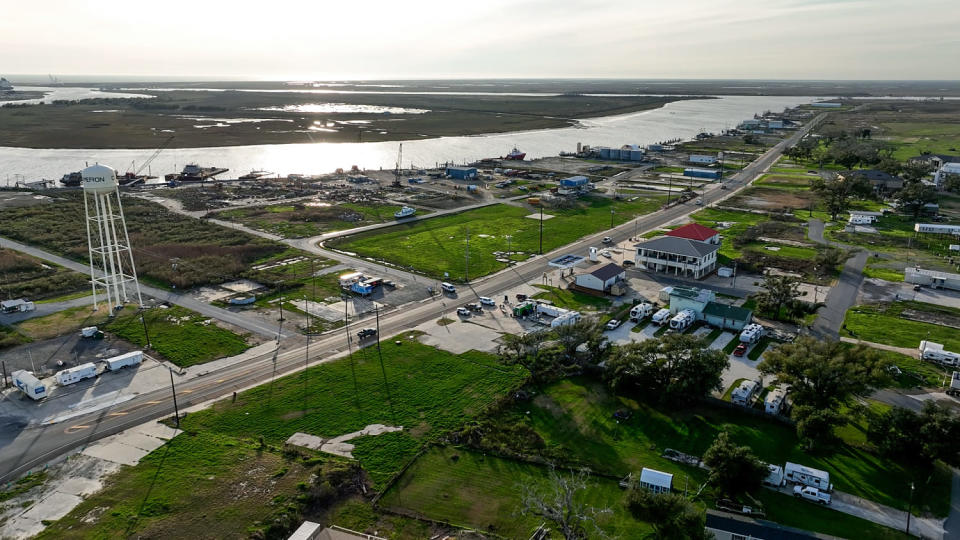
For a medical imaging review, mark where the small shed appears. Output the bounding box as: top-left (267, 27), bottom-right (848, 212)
top-left (575, 263), bottom-right (625, 292)
top-left (639, 467), bottom-right (673, 494)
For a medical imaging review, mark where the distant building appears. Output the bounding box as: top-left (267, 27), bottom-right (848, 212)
top-left (838, 169), bottom-right (904, 193)
top-left (659, 286), bottom-right (753, 331)
top-left (914, 223), bottom-right (960, 235)
top-left (635, 236), bottom-right (720, 279)
top-left (683, 168), bottom-right (721, 180)
top-left (810, 102), bottom-right (842, 108)
top-left (0, 77), bottom-right (12, 92)
top-left (446, 166), bottom-right (477, 180)
top-left (288, 523), bottom-right (385, 540)
top-left (705, 511), bottom-right (826, 539)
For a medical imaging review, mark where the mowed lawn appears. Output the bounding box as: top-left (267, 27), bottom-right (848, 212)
top-left (490, 378), bottom-right (951, 517)
top-left (219, 202), bottom-right (421, 238)
top-left (330, 195), bottom-right (664, 280)
top-left (842, 301), bottom-right (960, 352)
top-left (182, 333), bottom-right (527, 486)
top-left (380, 446), bottom-right (648, 539)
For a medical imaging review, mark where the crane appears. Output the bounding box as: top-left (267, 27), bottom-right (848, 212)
top-left (392, 143), bottom-right (403, 188)
top-left (134, 136), bottom-right (175, 177)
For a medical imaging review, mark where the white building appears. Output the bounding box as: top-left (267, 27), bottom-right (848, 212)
top-left (914, 223), bottom-right (960, 235)
top-left (574, 263), bottom-right (625, 293)
top-left (635, 236), bottom-right (720, 279)
top-left (639, 468), bottom-right (673, 493)
top-left (905, 267), bottom-right (960, 291)
top-left (689, 154), bottom-right (717, 165)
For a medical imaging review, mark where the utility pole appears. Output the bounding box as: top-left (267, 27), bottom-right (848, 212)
top-left (610, 208), bottom-right (615, 229)
top-left (374, 306), bottom-right (396, 423)
top-left (539, 205), bottom-right (544, 255)
top-left (667, 176), bottom-right (673, 205)
top-left (464, 226), bottom-right (470, 283)
top-left (905, 482), bottom-right (915, 535)
top-left (169, 369), bottom-right (180, 428)
top-left (139, 309), bottom-right (151, 349)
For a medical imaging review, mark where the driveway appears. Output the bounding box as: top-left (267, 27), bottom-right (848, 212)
top-left (808, 219), bottom-right (867, 338)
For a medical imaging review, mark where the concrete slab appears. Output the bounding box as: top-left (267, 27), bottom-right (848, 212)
top-left (113, 432), bottom-right (170, 453)
top-left (81, 440), bottom-right (149, 466)
top-left (131, 421), bottom-right (182, 441)
top-left (287, 432), bottom-right (326, 451)
top-left (525, 213), bottom-right (555, 220)
top-left (8, 492), bottom-right (82, 537)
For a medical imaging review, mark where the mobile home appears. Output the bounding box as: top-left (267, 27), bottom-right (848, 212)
top-left (784, 462), bottom-right (832, 491)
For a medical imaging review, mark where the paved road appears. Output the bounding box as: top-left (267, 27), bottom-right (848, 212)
top-left (946, 469), bottom-right (960, 540)
top-left (0, 296), bottom-right (92, 325)
top-left (0, 114), bottom-right (826, 485)
top-left (0, 237), bottom-right (285, 339)
top-left (807, 218), bottom-right (868, 338)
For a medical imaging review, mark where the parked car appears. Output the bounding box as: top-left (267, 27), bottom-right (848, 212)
top-left (516, 293), bottom-right (528, 302)
top-left (793, 486), bottom-right (831, 505)
top-left (605, 319), bottom-right (622, 330)
top-left (456, 307), bottom-right (471, 317)
top-left (383, 279), bottom-right (396, 288)
top-left (479, 297), bottom-right (496, 306)
top-left (696, 198), bottom-right (704, 206)
top-left (733, 343), bottom-right (748, 357)
top-left (441, 282), bottom-right (457, 294)
top-left (622, 259), bottom-right (635, 266)
top-left (465, 303), bottom-right (483, 312)
top-left (357, 328), bottom-right (377, 340)
top-left (602, 236), bottom-right (613, 244)
top-left (600, 250), bottom-right (612, 258)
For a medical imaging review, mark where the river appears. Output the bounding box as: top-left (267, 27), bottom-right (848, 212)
top-left (1, 95), bottom-right (813, 186)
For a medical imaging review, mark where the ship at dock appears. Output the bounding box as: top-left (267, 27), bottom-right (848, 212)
top-left (165, 163), bottom-right (229, 182)
top-left (504, 147), bottom-right (526, 160)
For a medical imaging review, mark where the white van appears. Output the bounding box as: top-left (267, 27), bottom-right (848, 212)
top-left (440, 282), bottom-right (456, 294)
top-left (651, 308), bottom-right (672, 326)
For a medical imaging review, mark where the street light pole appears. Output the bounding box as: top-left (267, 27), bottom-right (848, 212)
top-left (610, 208), bottom-right (615, 229)
top-left (169, 369), bottom-right (180, 428)
top-left (539, 205), bottom-right (543, 255)
top-left (906, 482), bottom-right (915, 535)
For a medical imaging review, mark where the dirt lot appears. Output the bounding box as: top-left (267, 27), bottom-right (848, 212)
top-left (726, 186), bottom-right (815, 211)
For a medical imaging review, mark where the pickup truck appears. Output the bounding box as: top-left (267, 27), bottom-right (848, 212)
top-left (793, 485), bottom-right (831, 505)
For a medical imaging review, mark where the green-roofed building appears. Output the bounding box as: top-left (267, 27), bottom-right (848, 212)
top-left (702, 301), bottom-right (753, 331)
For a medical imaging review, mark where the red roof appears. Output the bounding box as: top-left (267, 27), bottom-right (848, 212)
top-left (666, 223), bottom-right (719, 242)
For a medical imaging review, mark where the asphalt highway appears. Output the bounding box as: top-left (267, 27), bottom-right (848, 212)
top-left (0, 114), bottom-right (825, 484)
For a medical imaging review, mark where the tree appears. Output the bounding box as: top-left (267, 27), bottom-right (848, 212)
top-left (877, 156), bottom-right (902, 176)
top-left (498, 331), bottom-right (556, 383)
top-left (518, 467), bottom-right (611, 540)
top-left (897, 181), bottom-right (938, 218)
top-left (625, 488), bottom-right (709, 540)
top-left (868, 405), bottom-right (924, 459)
top-left (943, 173), bottom-right (960, 193)
top-left (554, 319), bottom-right (606, 363)
top-left (702, 431), bottom-right (768, 496)
top-left (755, 274), bottom-right (802, 320)
top-left (605, 333), bottom-right (729, 406)
top-left (760, 337), bottom-right (890, 410)
top-left (793, 405), bottom-right (844, 449)
top-left (900, 161), bottom-right (934, 183)
top-left (810, 174), bottom-right (872, 220)
top-left (813, 247), bottom-right (847, 277)
top-left (868, 401), bottom-right (960, 466)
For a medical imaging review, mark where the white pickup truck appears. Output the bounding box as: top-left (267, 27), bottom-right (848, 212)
top-left (793, 485), bottom-right (831, 505)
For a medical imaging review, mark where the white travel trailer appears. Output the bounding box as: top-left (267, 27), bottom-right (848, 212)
top-left (919, 341), bottom-right (960, 366)
top-left (731, 380), bottom-right (759, 406)
top-left (629, 303), bottom-right (654, 321)
top-left (55, 363), bottom-right (98, 386)
top-left (784, 462), bottom-right (832, 492)
top-left (739, 323), bottom-right (764, 344)
top-left (12, 370), bottom-right (47, 400)
top-left (764, 387), bottom-right (787, 415)
top-left (651, 308), bottom-right (672, 326)
top-left (668, 309), bottom-right (696, 331)
top-left (763, 464), bottom-right (786, 487)
top-left (104, 351), bottom-right (143, 371)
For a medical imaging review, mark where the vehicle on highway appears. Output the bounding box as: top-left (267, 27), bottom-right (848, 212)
top-left (600, 250), bottom-right (612, 258)
top-left (479, 297), bottom-right (495, 306)
top-left (456, 307), bottom-right (471, 317)
top-left (465, 303), bottom-right (483, 312)
top-left (602, 236), bottom-right (612, 244)
top-left (696, 198), bottom-right (704, 205)
top-left (733, 343), bottom-right (748, 357)
top-left (605, 319), bottom-right (622, 330)
top-left (441, 282), bottom-right (456, 294)
top-left (793, 486), bottom-right (831, 505)
top-left (357, 328), bottom-right (377, 340)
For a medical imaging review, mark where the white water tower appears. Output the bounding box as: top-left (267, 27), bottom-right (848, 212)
top-left (81, 164), bottom-right (142, 312)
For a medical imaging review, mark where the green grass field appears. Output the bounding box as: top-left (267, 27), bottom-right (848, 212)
top-left (219, 202), bottom-right (425, 238)
top-left (754, 174), bottom-right (814, 189)
top-left (842, 301), bottom-right (960, 352)
top-left (487, 377), bottom-right (951, 517)
top-left (330, 196), bottom-right (664, 280)
top-left (754, 490), bottom-right (910, 539)
top-left (380, 446), bottom-right (648, 539)
top-left (532, 284), bottom-right (612, 311)
top-left (103, 305), bottom-right (251, 367)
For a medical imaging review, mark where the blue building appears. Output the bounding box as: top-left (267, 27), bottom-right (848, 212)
top-left (446, 166), bottom-right (478, 180)
top-left (683, 168), bottom-right (721, 180)
top-left (560, 175), bottom-right (589, 188)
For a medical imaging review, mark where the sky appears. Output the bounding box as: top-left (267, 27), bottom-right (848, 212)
top-left (3, 0), bottom-right (959, 80)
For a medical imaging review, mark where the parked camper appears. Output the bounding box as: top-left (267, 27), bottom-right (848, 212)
top-left (630, 303), bottom-right (654, 321)
top-left (947, 371), bottom-right (960, 397)
top-left (104, 351), bottom-right (143, 371)
top-left (12, 370), bottom-right (47, 400)
top-left (784, 462), bottom-right (832, 491)
top-left (764, 387), bottom-right (787, 415)
top-left (919, 341), bottom-right (960, 366)
top-left (1, 299), bottom-right (35, 314)
top-left (440, 282), bottom-right (457, 294)
top-left (668, 309), bottom-right (696, 331)
top-left (763, 464), bottom-right (786, 487)
top-left (739, 323), bottom-right (764, 344)
top-left (80, 326), bottom-right (103, 339)
top-left (731, 380), bottom-right (759, 406)
top-left (651, 308), bottom-right (672, 326)
top-left (55, 363), bottom-right (98, 386)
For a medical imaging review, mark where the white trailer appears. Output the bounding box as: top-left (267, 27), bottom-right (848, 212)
top-left (80, 326), bottom-right (100, 338)
top-left (629, 303), bottom-right (654, 321)
top-left (784, 462), bottom-right (832, 491)
top-left (12, 370), bottom-right (47, 400)
top-left (55, 362), bottom-right (98, 386)
top-left (669, 309), bottom-right (696, 331)
top-left (651, 308), bottom-right (672, 325)
top-left (104, 350), bottom-right (143, 371)
top-left (947, 372), bottom-right (960, 397)
top-left (739, 323), bottom-right (764, 344)
top-left (764, 387), bottom-right (787, 415)
top-left (551, 311), bottom-right (582, 328)
top-left (338, 272), bottom-right (365, 287)
top-left (763, 464), bottom-right (786, 487)
top-left (731, 380), bottom-right (759, 406)
top-left (919, 341), bottom-right (960, 366)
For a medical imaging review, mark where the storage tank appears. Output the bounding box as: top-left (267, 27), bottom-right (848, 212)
top-left (81, 164), bottom-right (119, 194)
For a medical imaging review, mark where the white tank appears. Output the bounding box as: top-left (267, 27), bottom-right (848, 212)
top-left (589, 247), bottom-right (598, 262)
top-left (81, 164), bottom-right (118, 193)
